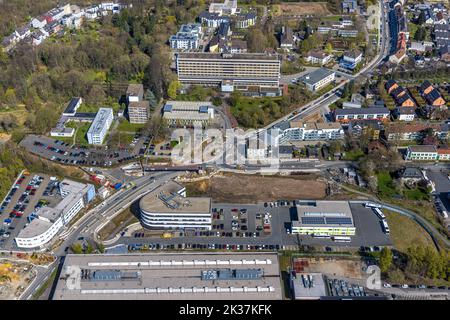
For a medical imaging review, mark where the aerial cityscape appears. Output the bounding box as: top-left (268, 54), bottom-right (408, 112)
top-left (0, 0), bottom-right (450, 306)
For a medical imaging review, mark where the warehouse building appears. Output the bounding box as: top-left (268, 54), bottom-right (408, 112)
top-left (291, 200), bottom-right (356, 236)
top-left (86, 108), bottom-right (114, 145)
top-left (15, 179), bottom-right (95, 249)
top-left (175, 52), bottom-right (281, 95)
top-left (52, 252), bottom-right (282, 300)
top-left (162, 101), bottom-right (214, 127)
top-left (139, 181), bottom-right (212, 230)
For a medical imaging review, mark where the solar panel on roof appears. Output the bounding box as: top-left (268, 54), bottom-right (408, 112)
top-left (301, 217), bottom-right (326, 225)
top-left (325, 217), bottom-right (353, 225)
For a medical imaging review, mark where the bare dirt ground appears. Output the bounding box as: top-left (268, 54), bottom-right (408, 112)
top-left (295, 257), bottom-right (365, 280)
top-left (185, 173), bottom-right (327, 203)
top-left (0, 259), bottom-right (36, 300)
top-left (276, 2), bottom-right (332, 16)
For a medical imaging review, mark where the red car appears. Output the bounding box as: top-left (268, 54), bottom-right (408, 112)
top-left (15, 212), bottom-right (23, 218)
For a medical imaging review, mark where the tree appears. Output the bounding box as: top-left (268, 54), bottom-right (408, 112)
top-left (325, 42), bottom-right (333, 55)
top-left (379, 247), bottom-right (393, 273)
top-left (246, 28), bottom-right (267, 53)
top-left (71, 243), bottom-right (83, 254)
top-left (167, 80), bottom-right (181, 99)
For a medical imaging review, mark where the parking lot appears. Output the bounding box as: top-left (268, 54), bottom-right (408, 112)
top-left (0, 172), bottom-right (55, 249)
top-left (122, 201), bottom-right (392, 251)
top-left (20, 134), bottom-right (147, 167)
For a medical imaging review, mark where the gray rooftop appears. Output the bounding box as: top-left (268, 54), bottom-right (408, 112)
top-left (52, 252), bottom-right (282, 300)
top-left (300, 68), bottom-right (335, 86)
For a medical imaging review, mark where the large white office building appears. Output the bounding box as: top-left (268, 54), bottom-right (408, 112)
top-left (15, 179), bottom-right (95, 249)
top-left (139, 182), bottom-right (212, 230)
top-left (86, 108), bottom-right (113, 145)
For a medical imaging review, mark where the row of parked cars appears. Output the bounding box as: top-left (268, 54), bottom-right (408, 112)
top-left (128, 243), bottom-right (282, 251)
top-left (34, 138), bottom-right (141, 167)
top-left (383, 283), bottom-right (450, 291)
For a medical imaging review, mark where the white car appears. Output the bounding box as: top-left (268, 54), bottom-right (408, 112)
top-left (401, 284), bottom-right (409, 289)
top-left (383, 283), bottom-right (391, 288)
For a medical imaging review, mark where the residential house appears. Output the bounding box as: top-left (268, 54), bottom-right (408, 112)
top-left (342, 0), bottom-right (358, 13)
top-left (437, 147), bottom-right (450, 161)
top-left (340, 49), bottom-right (363, 70)
top-left (279, 26), bottom-right (294, 50)
top-left (399, 167), bottom-right (424, 184)
top-left (395, 106), bottom-right (416, 121)
top-left (304, 50), bottom-right (333, 66)
top-left (31, 16), bottom-right (48, 29)
top-left (419, 80), bottom-right (446, 107)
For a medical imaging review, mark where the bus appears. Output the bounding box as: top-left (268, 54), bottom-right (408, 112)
top-left (312, 234), bottom-right (331, 239)
top-left (364, 202), bottom-right (382, 209)
top-left (373, 208), bottom-right (386, 220)
top-left (332, 236), bottom-right (351, 243)
top-left (381, 219), bottom-right (390, 234)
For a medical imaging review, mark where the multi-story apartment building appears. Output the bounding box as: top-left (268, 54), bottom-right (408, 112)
top-left (128, 101), bottom-right (150, 124)
top-left (278, 121), bottom-right (344, 144)
top-left (170, 23), bottom-right (203, 50)
top-left (86, 108), bottom-right (114, 145)
top-left (385, 123), bottom-right (449, 141)
top-left (333, 107), bottom-right (390, 122)
top-left (176, 52), bottom-right (281, 94)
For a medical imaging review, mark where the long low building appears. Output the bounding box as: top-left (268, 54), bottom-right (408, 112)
top-left (139, 181), bottom-right (212, 230)
top-left (15, 179), bottom-right (95, 249)
top-left (291, 200), bottom-right (356, 236)
top-left (52, 252), bottom-right (282, 300)
top-left (176, 52), bottom-right (281, 94)
top-left (162, 101), bottom-right (214, 126)
top-left (333, 107), bottom-right (390, 122)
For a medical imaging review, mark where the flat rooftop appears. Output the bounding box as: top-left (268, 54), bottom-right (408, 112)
top-left (126, 84), bottom-right (143, 97)
top-left (177, 52), bottom-right (280, 61)
top-left (292, 273), bottom-right (328, 300)
top-left (16, 218), bottom-right (53, 239)
top-left (87, 108), bottom-right (113, 136)
top-left (139, 181), bottom-right (211, 215)
top-left (292, 200), bottom-right (354, 228)
top-left (300, 68), bottom-right (335, 85)
top-left (52, 252), bottom-right (282, 300)
top-left (163, 101), bottom-right (213, 121)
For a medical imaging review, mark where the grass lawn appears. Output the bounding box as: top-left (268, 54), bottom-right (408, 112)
top-left (76, 103), bottom-right (100, 113)
top-left (384, 210), bottom-right (436, 253)
top-left (342, 150), bottom-right (365, 161)
top-left (117, 120), bottom-right (145, 133)
top-left (377, 171), bottom-right (397, 197)
top-left (403, 187), bottom-right (430, 201)
top-left (74, 122), bottom-right (91, 146)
